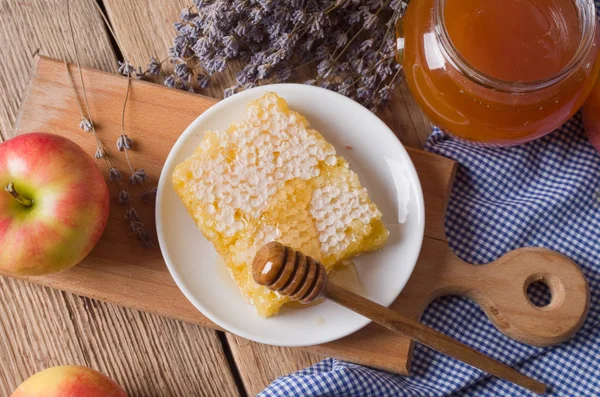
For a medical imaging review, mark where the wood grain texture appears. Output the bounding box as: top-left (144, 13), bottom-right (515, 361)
top-left (0, 277), bottom-right (240, 396)
top-left (227, 334), bottom-right (322, 397)
top-left (404, 246), bottom-right (589, 347)
top-left (0, 0), bottom-right (117, 140)
top-left (0, 1), bottom-right (241, 395)
top-left (322, 281), bottom-right (546, 395)
top-left (13, 56), bottom-right (456, 375)
top-left (101, 0), bottom-right (188, 65)
top-left (102, 0), bottom-right (244, 100)
top-left (14, 56), bottom-right (220, 328)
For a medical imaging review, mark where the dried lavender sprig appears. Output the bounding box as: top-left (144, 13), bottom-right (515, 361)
top-left (129, 168), bottom-right (148, 185)
top-left (117, 134), bottom-right (132, 151)
top-left (109, 167), bottom-right (123, 181)
top-left (118, 61), bottom-right (135, 76)
top-left (79, 118), bottom-right (93, 133)
top-left (118, 189), bottom-right (130, 205)
top-left (62, 45), bottom-right (112, 173)
top-left (141, 187), bottom-right (158, 204)
top-left (118, 70), bottom-right (136, 178)
top-left (147, 57), bottom-right (162, 75)
top-left (126, 208), bottom-right (155, 248)
top-left (151, 0), bottom-right (406, 110)
top-left (66, 0), bottom-right (154, 248)
top-left (95, 146), bottom-right (105, 159)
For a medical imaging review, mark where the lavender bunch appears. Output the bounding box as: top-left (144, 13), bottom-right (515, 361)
top-left (139, 0), bottom-right (406, 111)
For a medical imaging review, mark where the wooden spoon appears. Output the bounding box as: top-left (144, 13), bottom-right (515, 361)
top-left (252, 242), bottom-right (547, 395)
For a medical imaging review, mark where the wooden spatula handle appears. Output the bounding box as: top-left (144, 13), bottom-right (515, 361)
top-left (324, 282), bottom-right (547, 395)
top-left (439, 247), bottom-right (589, 347)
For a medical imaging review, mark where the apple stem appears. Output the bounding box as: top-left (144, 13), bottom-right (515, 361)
top-left (4, 183), bottom-right (33, 207)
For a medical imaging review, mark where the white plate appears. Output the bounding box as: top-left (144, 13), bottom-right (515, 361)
top-left (156, 84), bottom-right (425, 347)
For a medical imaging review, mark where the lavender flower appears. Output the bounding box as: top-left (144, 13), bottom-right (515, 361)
top-left (234, 22), bottom-right (247, 36)
top-left (351, 57), bottom-right (366, 74)
top-left (125, 208), bottom-right (154, 248)
top-left (116, 135), bottom-right (132, 151)
top-left (142, 187), bottom-right (158, 204)
top-left (118, 189), bottom-right (130, 205)
top-left (356, 86), bottom-right (372, 100)
top-left (109, 167), bottom-right (123, 181)
top-left (292, 10), bottom-right (306, 24)
top-left (180, 7), bottom-right (197, 21)
top-left (336, 32), bottom-right (348, 48)
top-left (222, 36), bottom-right (240, 57)
top-left (363, 13), bottom-right (378, 29)
top-left (379, 85), bottom-right (392, 102)
top-left (197, 73), bottom-right (210, 88)
top-left (126, 207), bottom-right (141, 222)
top-left (79, 118), bottom-right (93, 133)
top-left (359, 39), bottom-right (375, 52)
top-left (164, 75), bottom-right (176, 88)
top-left (129, 168), bottom-right (148, 185)
top-left (174, 63), bottom-right (191, 80)
top-left (95, 146), bottom-right (105, 159)
top-left (118, 61), bottom-right (135, 76)
top-left (347, 10), bottom-right (362, 24)
top-left (317, 59), bottom-right (333, 79)
top-left (147, 57), bottom-right (162, 75)
top-left (309, 13), bottom-right (324, 34)
top-left (147, 0), bottom-right (403, 109)
top-left (224, 86), bottom-right (237, 98)
top-left (390, 0), bottom-right (407, 12)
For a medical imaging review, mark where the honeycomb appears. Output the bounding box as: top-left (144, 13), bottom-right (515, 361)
top-left (172, 93), bottom-right (389, 317)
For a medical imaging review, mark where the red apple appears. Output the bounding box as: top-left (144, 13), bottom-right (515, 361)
top-left (11, 365), bottom-right (127, 397)
top-left (583, 72), bottom-right (600, 153)
top-left (0, 133), bottom-right (109, 276)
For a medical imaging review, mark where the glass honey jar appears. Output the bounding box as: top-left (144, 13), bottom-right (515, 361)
top-left (397, 0), bottom-right (600, 145)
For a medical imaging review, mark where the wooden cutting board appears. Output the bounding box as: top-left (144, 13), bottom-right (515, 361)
top-left (9, 56), bottom-right (588, 375)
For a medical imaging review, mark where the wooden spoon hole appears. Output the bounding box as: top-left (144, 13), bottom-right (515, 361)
top-left (523, 274), bottom-right (565, 311)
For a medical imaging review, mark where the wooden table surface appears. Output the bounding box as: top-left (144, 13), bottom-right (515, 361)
top-left (0, 1), bottom-right (431, 395)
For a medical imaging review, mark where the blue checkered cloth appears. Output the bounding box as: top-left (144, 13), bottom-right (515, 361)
top-left (259, 110), bottom-right (600, 395)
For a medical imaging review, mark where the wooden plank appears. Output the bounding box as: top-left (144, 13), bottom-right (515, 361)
top-left (0, 0), bottom-right (117, 140)
top-left (12, 56), bottom-right (457, 377)
top-left (0, 277), bottom-right (240, 396)
top-left (14, 56), bottom-right (220, 328)
top-left (101, 0), bottom-right (188, 67)
top-left (227, 334), bottom-right (322, 397)
top-left (0, 1), bottom-right (242, 395)
top-left (61, 293), bottom-right (240, 397)
top-left (102, 0), bottom-right (243, 100)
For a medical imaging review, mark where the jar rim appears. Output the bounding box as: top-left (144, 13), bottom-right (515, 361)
top-left (434, 0), bottom-right (598, 93)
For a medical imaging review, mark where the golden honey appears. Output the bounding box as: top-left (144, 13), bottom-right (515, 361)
top-left (400, 0), bottom-right (600, 145)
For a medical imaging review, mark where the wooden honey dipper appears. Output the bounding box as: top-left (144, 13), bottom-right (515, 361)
top-left (252, 242), bottom-right (547, 395)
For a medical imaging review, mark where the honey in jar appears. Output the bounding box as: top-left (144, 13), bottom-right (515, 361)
top-left (399, 0), bottom-right (600, 145)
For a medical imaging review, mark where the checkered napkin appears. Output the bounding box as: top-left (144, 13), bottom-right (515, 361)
top-left (259, 110), bottom-right (600, 396)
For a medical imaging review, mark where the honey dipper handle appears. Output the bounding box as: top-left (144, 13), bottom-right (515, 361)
top-left (324, 282), bottom-right (547, 395)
